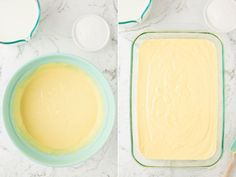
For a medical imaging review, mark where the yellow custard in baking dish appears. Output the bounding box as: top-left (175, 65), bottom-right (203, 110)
top-left (12, 63), bottom-right (104, 153)
top-left (137, 39), bottom-right (218, 160)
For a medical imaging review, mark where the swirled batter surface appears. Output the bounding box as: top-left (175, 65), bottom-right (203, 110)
top-left (137, 39), bottom-right (218, 160)
top-left (13, 63), bottom-right (104, 153)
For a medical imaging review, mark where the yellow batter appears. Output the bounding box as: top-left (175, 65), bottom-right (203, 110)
top-left (137, 39), bottom-right (218, 160)
top-left (13, 63), bottom-right (104, 153)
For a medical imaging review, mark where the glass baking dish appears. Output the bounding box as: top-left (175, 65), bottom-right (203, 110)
top-left (130, 32), bottom-right (225, 167)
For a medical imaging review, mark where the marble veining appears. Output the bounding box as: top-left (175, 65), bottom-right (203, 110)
top-left (118, 0), bottom-right (236, 176)
top-left (0, 0), bottom-right (117, 176)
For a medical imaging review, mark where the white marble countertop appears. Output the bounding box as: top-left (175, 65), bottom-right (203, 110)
top-left (0, 0), bottom-right (117, 177)
top-left (118, 0), bottom-right (236, 176)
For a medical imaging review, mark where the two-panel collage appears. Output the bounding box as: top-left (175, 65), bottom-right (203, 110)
top-left (1, 0), bottom-right (236, 177)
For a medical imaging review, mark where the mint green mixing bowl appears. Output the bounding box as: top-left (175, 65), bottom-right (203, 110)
top-left (3, 54), bottom-right (115, 166)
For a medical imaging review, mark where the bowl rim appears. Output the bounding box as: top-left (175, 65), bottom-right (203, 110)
top-left (2, 54), bottom-right (115, 167)
top-left (203, 0), bottom-right (236, 33)
top-left (72, 14), bottom-right (111, 52)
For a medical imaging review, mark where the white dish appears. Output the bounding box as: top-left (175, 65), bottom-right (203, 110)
top-left (72, 15), bottom-right (110, 52)
top-left (204, 0), bottom-right (236, 33)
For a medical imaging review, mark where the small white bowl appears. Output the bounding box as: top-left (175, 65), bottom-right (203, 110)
top-left (72, 15), bottom-right (110, 52)
top-left (204, 0), bottom-right (236, 33)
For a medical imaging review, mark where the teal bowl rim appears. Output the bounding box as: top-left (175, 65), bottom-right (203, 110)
top-left (119, 0), bottom-right (153, 25)
top-left (0, 0), bottom-right (41, 45)
top-left (3, 54), bottom-right (115, 167)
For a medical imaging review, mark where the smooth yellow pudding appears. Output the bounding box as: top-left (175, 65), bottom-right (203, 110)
top-left (137, 39), bottom-right (218, 160)
top-left (13, 63), bottom-right (104, 153)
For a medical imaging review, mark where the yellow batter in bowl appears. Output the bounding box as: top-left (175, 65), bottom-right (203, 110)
top-left (137, 38), bottom-right (218, 160)
top-left (12, 63), bottom-right (104, 154)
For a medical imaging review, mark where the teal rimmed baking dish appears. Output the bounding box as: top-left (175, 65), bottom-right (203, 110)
top-left (130, 32), bottom-right (225, 167)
